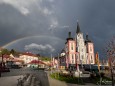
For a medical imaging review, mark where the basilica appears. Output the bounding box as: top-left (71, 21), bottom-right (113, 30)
top-left (75, 22), bottom-right (95, 65)
top-left (59, 22), bottom-right (95, 69)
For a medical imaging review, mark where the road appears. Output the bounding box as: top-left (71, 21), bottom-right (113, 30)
top-left (1, 67), bottom-right (50, 86)
top-left (1, 67), bottom-right (37, 77)
top-left (0, 68), bottom-right (112, 86)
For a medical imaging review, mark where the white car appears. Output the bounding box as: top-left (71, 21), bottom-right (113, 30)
top-left (73, 71), bottom-right (82, 77)
top-left (61, 70), bottom-right (70, 74)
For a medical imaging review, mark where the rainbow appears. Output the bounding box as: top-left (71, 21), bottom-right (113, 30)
top-left (2, 35), bottom-right (64, 48)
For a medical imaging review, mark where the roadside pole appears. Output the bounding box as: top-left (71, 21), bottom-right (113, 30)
top-left (51, 54), bottom-right (52, 74)
top-left (58, 53), bottom-right (59, 78)
top-left (0, 54), bottom-right (3, 77)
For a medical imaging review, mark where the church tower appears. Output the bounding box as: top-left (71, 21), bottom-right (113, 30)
top-left (85, 34), bottom-right (95, 64)
top-left (75, 22), bottom-right (86, 64)
top-left (65, 32), bottom-right (76, 69)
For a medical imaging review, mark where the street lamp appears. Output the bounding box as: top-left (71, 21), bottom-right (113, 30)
top-left (57, 54), bottom-right (60, 78)
top-left (50, 54), bottom-right (53, 74)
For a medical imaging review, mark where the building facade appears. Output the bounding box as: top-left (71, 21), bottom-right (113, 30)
top-left (75, 22), bottom-right (95, 65)
top-left (19, 52), bottom-right (38, 67)
top-left (65, 32), bottom-right (76, 69)
top-left (59, 22), bottom-right (95, 70)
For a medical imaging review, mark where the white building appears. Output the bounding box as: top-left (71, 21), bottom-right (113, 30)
top-left (75, 22), bottom-right (95, 65)
top-left (19, 52), bottom-right (38, 67)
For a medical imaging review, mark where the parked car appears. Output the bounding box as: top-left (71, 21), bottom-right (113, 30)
top-left (0, 67), bottom-right (10, 72)
top-left (45, 68), bottom-right (50, 71)
top-left (73, 71), bottom-right (82, 77)
top-left (60, 70), bottom-right (70, 75)
top-left (11, 65), bottom-right (22, 69)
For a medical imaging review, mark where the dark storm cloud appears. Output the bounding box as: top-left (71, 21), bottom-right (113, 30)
top-left (0, 0), bottom-right (115, 58)
top-left (77, 0), bottom-right (115, 58)
top-left (0, 3), bottom-right (32, 45)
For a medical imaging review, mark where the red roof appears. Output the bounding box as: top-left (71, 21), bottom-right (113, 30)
top-left (28, 60), bottom-right (46, 65)
top-left (2, 54), bottom-right (10, 58)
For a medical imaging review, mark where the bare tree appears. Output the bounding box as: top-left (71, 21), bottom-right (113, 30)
top-left (104, 36), bottom-right (115, 65)
top-left (104, 36), bottom-right (115, 86)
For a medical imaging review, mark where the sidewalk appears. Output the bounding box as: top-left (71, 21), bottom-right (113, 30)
top-left (0, 75), bottom-right (23, 86)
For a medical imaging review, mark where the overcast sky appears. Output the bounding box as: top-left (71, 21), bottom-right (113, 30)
top-left (0, 0), bottom-right (115, 58)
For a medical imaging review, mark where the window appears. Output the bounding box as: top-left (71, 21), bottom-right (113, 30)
top-left (72, 54), bottom-right (74, 59)
top-left (82, 55), bottom-right (84, 59)
top-left (91, 56), bottom-right (93, 63)
top-left (91, 60), bottom-right (93, 63)
top-left (91, 56), bottom-right (92, 59)
top-left (78, 34), bottom-right (79, 37)
top-left (72, 60), bottom-right (74, 64)
top-left (76, 55), bottom-right (78, 59)
top-left (71, 43), bottom-right (73, 50)
top-left (90, 46), bottom-right (92, 51)
top-left (76, 47), bottom-right (78, 52)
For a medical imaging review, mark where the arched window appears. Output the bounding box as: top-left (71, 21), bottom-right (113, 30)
top-left (90, 46), bottom-right (92, 52)
top-left (71, 43), bottom-right (73, 50)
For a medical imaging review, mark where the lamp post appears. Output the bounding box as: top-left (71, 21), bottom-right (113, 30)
top-left (0, 56), bottom-right (1, 77)
top-left (51, 54), bottom-right (53, 74)
top-left (58, 54), bottom-right (60, 78)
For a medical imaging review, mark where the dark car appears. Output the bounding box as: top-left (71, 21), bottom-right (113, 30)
top-left (11, 65), bottom-right (21, 69)
top-left (0, 67), bottom-right (10, 72)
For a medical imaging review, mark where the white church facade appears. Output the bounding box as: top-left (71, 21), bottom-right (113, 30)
top-left (59, 22), bottom-right (95, 69)
top-left (75, 22), bottom-right (95, 65)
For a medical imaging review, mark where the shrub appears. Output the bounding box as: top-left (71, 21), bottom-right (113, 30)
top-left (50, 73), bottom-right (85, 84)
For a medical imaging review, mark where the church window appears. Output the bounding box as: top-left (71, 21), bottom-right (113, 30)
top-left (72, 54), bottom-right (74, 59)
top-left (90, 46), bottom-right (92, 51)
top-left (91, 56), bottom-right (93, 63)
top-left (72, 60), bottom-right (74, 64)
top-left (78, 34), bottom-right (79, 37)
top-left (76, 47), bottom-right (78, 52)
top-left (71, 43), bottom-right (73, 50)
top-left (82, 55), bottom-right (84, 59)
top-left (87, 47), bottom-right (88, 53)
top-left (91, 56), bottom-right (92, 59)
top-left (76, 55), bottom-right (78, 59)
top-left (80, 35), bottom-right (82, 39)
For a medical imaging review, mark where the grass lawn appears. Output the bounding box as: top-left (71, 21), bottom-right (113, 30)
top-left (50, 73), bottom-right (85, 85)
top-left (50, 72), bottom-right (113, 85)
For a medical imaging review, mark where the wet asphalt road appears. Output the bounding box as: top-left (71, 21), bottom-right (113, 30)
top-left (1, 67), bottom-right (50, 86)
